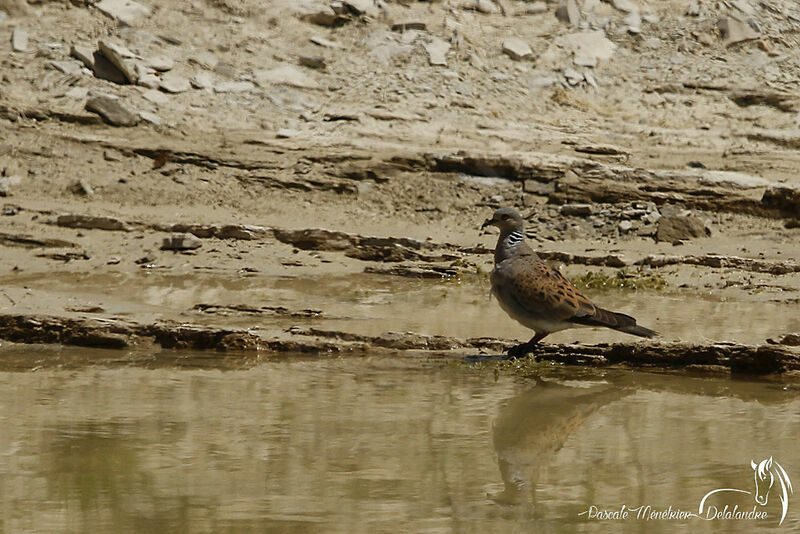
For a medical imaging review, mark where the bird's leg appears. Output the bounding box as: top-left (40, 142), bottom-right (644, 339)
top-left (506, 332), bottom-right (549, 359)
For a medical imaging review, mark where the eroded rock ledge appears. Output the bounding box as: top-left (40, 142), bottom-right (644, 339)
top-left (1, 314), bottom-right (798, 376)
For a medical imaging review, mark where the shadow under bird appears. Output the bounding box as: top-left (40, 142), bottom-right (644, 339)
top-left (482, 207), bottom-right (658, 358)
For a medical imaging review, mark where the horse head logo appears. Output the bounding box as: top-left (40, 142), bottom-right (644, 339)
top-left (751, 457), bottom-right (793, 524)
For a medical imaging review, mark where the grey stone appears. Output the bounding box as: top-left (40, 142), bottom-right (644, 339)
top-left (718, 16), bottom-right (759, 46)
top-left (555, 0), bottom-right (580, 26)
top-left (310, 35), bottom-right (342, 48)
top-left (254, 64), bottom-right (320, 89)
top-left (424, 37), bottom-right (450, 66)
top-left (98, 40), bottom-right (138, 84)
top-left (276, 128), bottom-right (299, 138)
top-left (560, 203), bottom-right (594, 216)
top-left (142, 88), bottom-right (168, 104)
top-left (299, 55), bottom-right (326, 70)
top-left (145, 55), bottom-right (173, 71)
top-left (161, 232), bottom-right (202, 251)
top-left (96, 0), bottom-right (152, 26)
top-left (11, 28), bottom-right (28, 53)
top-left (90, 51), bottom-right (128, 84)
top-left (48, 60), bottom-right (81, 75)
top-left (475, 0), bottom-right (498, 14)
top-left (70, 45), bottom-right (95, 69)
top-left (618, 220), bottom-right (633, 232)
top-left (213, 80), bottom-right (255, 93)
top-left (138, 110), bottom-right (160, 125)
top-left (342, 0), bottom-right (378, 17)
top-left (85, 95), bottom-right (139, 127)
top-left (190, 71), bottom-right (214, 89)
top-left (656, 215), bottom-right (710, 242)
top-left (159, 71), bottom-right (190, 93)
top-left (525, 2), bottom-right (547, 14)
top-left (502, 37), bottom-right (532, 61)
top-left (70, 179), bottom-right (94, 196)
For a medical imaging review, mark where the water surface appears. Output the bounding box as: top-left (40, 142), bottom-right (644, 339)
top-left (0, 347), bottom-right (798, 533)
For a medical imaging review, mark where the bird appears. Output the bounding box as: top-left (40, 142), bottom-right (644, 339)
top-left (482, 207), bottom-right (658, 358)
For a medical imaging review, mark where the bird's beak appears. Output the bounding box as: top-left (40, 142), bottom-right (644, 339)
top-left (481, 218), bottom-right (494, 229)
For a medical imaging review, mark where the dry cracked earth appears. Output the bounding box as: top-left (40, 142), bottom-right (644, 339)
top-left (1, 0), bottom-right (800, 375)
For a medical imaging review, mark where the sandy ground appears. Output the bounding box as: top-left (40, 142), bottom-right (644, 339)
top-left (1, 0), bottom-right (799, 365)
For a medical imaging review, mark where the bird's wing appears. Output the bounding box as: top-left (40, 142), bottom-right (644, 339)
top-left (498, 253), bottom-right (596, 322)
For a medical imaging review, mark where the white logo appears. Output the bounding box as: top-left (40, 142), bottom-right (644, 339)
top-left (699, 457), bottom-right (793, 526)
top-left (578, 458), bottom-right (793, 525)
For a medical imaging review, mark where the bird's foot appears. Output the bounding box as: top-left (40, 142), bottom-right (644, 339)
top-left (505, 342), bottom-right (537, 360)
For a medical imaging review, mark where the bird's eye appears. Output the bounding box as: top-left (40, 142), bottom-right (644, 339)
top-left (502, 214), bottom-right (510, 220)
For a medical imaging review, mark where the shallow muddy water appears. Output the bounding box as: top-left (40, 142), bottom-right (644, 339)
top-left (0, 347), bottom-right (798, 533)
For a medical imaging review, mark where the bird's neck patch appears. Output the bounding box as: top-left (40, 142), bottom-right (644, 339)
top-left (505, 230), bottom-right (525, 247)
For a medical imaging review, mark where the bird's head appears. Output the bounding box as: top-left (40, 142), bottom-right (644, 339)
top-left (481, 207), bottom-right (524, 233)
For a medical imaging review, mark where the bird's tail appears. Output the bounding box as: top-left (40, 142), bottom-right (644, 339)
top-left (573, 307), bottom-right (659, 338)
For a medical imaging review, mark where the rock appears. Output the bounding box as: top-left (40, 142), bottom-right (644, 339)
top-left (555, 0), bottom-right (580, 26)
top-left (392, 21), bottom-right (426, 32)
top-left (90, 51), bottom-right (128, 84)
top-left (686, 1), bottom-right (700, 16)
top-left (609, 0), bottom-right (639, 13)
top-left (70, 180), bottom-right (94, 196)
top-left (95, 0), bottom-right (152, 26)
top-left (502, 37), bottom-right (532, 61)
top-left (475, 0), bottom-right (498, 14)
top-left (98, 40), bottom-right (138, 84)
top-left (0, 175), bottom-right (22, 197)
top-left (142, 88), bottom-right (168, 104)
top-left (145, 55), bottom-right (173, 71)
top-left (525, 2), bottom-right (547, 14)
top-left (655, 215), bottom-right (710, 242)
top-left (48, 60), bottom-right (81, 75)
top-left (85, 95), bottom-right (139, 127)
top-left (624, 12), bottom-right (641, 33)
top-left (190, 71), bottom-right (214, 89)
top-left (564, 67), bottom-right (584, 85)
top-left (138, 111), bottom-right (160, 125)
top-left (276, 128), bottom-right (300, 139)
top-left (57, 214), bottom-right (131, 231)
top-left (137, 72), bottom-right (160, 89)
top-left (310, 35), bottom-right (342, 48)
top-left (159, 71), bottom-right (190, 93)
top-left (213, 80), bottom-right (255, 93)
top-left (718, 16), bottom-right (759, 46)
top-left (573, 55), bottom-right (597, 68)
top-left (540, 31), bottom-right (616, 68)
top-left (254, 64), bottom-right (320, 89)
top-left (304, 5), bottom-right (348, 27)
top-left (299, 55), bottom-right (326, 70)
top-left (11, 28), bottom-right (28, 53)
top-left (423, 37), bottom-right (450, 66)
top-left (161, 232), bottom-right (202, 251)
top-left (65, 87), bottom-right (89, 99)
top-left (70, 45), bottom-right (95, 69)
top-left (560, 203), bottom-right (594, 216)
top-left (342, 0), bottom-right (378, 17)
top-left (618, 220), bottom-right (633, 232)
top-left (761, 185), bottom-right (800, 218)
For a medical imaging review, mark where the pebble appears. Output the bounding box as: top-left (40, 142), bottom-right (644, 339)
top-left (70, 179), bottom-right (94, 196)
top-left (276, 128), bottom-right (300, 139)
top-left (138, 111), bottom-right (161, 125)
top-left (145, 56), bottom-right (174, 72)
top-left (555, 0), bottom-right (580, 26)
top-left (560, 203), bottom-right (594, 216)
top-left (142, 89), bottom-right (168, 104)
top-left (299, 55), bottom-right (326, 70)
top-left (718, 16), bottom-right (760, 46)
top-left (70, 45), bottom-right (96, 69)
top-left (190, 71), bottom-right (214, 89)
top-left (159, 71), bottom-right (190, 93)
top-left (475, 0), bottom-right (499, 14)
top-left (11, 28), bottom-right (29, 53)
top-left (618, 220), bottom-right (633, 232)
top-left (502, 37), bottom-right (533, 61)
top-left (424, 37), bottom-right (450, 66)
top-left (161, 233), bottom-right (202, 251)
top-left (254, 64), bottom-right (320, 89)
top-left (213, 80), bottom-right (255, 93)
top-left (85, 95), bottom-right (139, 127)
top-left (49, 60), bottom-right (81, 75)
top-left (310, 36), bottom-right (341, 49)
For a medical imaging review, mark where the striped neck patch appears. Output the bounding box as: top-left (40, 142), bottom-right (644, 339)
top-left (506, 230), bottom-right (525, 246)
